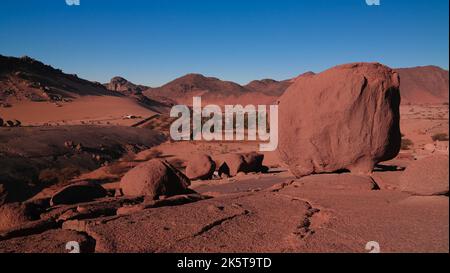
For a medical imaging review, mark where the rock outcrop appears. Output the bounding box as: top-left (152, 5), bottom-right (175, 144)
top-left (278, 63), bottom-right (401, 177)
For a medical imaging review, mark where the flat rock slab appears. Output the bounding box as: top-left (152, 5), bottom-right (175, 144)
top-left (277, 182), bottom-right (449, 253)
top-left (0, 229), bottom-right (95, 253)
top-left (191, 171), bottom-right (294, 195)
top-left (74, 192), bottom-right (314, 253)
top-left (1, 170), bottom-right (447, 253)
top-left (371, 171), bottom-right (404, 190)
top-left (294, 173), bottom-right (379, 191)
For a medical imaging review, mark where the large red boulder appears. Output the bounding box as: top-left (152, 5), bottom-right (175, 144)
top-left (278, 63), bottom-right (401, 177)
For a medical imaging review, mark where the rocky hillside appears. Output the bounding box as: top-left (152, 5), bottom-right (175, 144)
top-left (0, 55), bottom-right (115, 105)
top-left (395, 66), bottom-right (449, 104)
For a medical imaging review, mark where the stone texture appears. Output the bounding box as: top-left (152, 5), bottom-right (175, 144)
top-left (399, 155), bottom-right (449, 196)
top-left (241, 152), bottom-right (265, 173)
top-left (278, 63), bottom-right (401, 177)
top-left (214, 154), bottom-right (247, 177)
top-left (186, 154), bottom-right (216, 180)
top-left (120, 159), bottom-right (191, 199)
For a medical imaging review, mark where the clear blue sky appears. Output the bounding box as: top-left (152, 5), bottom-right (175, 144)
top-left (0, 0), bottom-right (448, 86)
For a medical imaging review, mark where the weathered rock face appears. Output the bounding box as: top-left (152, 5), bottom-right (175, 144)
top-left (400, 155), bottom-right (449, 196)
top-left (278, 63), bottom-right (401, 177)
top-left (120, 159), bottom-right (191, 199)
top-left (186, 154), bottom-right (216, 180)
top-left (50, 181), bottom-right (108, 206)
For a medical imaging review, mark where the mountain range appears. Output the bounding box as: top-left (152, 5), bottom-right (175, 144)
top-left (1, 55), bottom-right (448, 108)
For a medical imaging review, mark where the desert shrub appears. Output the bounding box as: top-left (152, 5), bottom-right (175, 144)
top-left (401, 138), bottom-right (414, 150)
top-left (431, 133), bottom-right (449, 142)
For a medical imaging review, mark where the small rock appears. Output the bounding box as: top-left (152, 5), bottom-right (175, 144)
top-left (241, 152), bottom-right (265, 173)
top-left (186, 154), bottom-right (216, 180)
top-left (214, 154), bottom-right (247, 177)
top-left (120, 159), bottom-right (191, 199)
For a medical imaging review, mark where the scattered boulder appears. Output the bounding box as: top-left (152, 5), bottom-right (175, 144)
top-left (5, 119), bottom-right (21, 127)
top-left (50, 181), bottom-right (108, 206)
top-left (120, 159), bottom-right (191, 199)
top-left (186, 154), bottom-right (216, 180)
top-left (214, 154), bottom-right (247, 177)
top-left (399, 155), bottom-right (449, 196)
top-left (241, 152), bottom-right (266, 173)
top-left (0, 202), bottom-right (40, 232)
top-left (278, 63), bottom-right (401, 177)
top-left (0, 117), bottom-right (4, 127)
